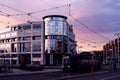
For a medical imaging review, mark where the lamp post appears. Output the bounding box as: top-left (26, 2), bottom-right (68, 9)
top-left (114, 33), bottom-right (120, 68)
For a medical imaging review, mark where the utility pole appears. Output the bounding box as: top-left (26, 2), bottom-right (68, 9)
top-left (114, 33), bottom-right (120, 68)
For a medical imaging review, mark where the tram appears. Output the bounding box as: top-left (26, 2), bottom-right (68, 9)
top-left (62, 52), bottom-right (101, 72)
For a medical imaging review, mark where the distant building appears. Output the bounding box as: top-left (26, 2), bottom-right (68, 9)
top-left (80, 51), bottom-right (103, 64)
top-left (103, 38), bottom-right (120, 65)
top-left (91, 51), bottom-right (103, 64)
top-left (0, 15), bottom-right (76, 66)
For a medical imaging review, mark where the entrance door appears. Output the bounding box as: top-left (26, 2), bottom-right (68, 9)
top-left (46, 54), bottom-right (50, 65)
top-left (19, 54), bottom-right (31, 66)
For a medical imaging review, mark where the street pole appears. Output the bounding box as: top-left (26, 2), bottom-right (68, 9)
top-left (114, 33), bottom-right (120, 68)
top-left (91, 55), bottom-right (94, 75)
top-left (108, 49), bottom-right (112, 71)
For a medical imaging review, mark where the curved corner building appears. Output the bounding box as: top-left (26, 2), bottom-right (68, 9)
top-left (43, 15), bottom-right (76, 65)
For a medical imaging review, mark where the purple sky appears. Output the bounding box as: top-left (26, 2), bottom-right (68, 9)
top-left (0, 0), bottom-right (120, 51)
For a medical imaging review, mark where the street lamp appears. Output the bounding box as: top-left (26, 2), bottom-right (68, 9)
top-left (114, 33), bottom-right (120, 68)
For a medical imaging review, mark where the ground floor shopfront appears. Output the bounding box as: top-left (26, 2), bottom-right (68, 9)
top-left (0, 53), bottom-right (63, 67)
top-left (46, 54), bottom-right (62, 66)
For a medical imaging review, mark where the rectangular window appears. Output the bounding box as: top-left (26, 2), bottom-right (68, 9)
top-left (6, 33), bottom-right (10, 38)
top-left (1, 40), bottom-right (4, 43)
top-left (11, 43), bottom-right (17, 52)
top-left (33, 24), bottom-right (41, 29)
top-left (11, 32), bottom-right (17, 37)
top-left (18, 26), bottom-right (22, 30)
top-left (55, 21), bottom-right (58, 26)
top-left (18, 37), bottom-right (22, 41)
top-left (32, 54), bottom-right (41, 58)
top-left (1, 34), bottom-right (5, 38)
top-left (6, 39), bottom-right (10, 42)
top-left (45, 36), bottom-right (48, 39)
top-left (23, 36), bottom-right (31, 40)
top-left (14, 27), bottom-right (17, 31)
top-left (32, 36), bottom-right (41, 40)
top-left (11, 54), bottom-right (18, 58)
top-left (23, 25), bottom-right (31, 30)
top-left (11, 26), bottom-right (17, 31)
top-left (32, 42), bottom-right (41, 52)
top-left (55, 26), bottom-right (59, 33)
top-left (11, 38), bottom-right (17, 42)
top-left (23, 42), bottom-right (31, 52)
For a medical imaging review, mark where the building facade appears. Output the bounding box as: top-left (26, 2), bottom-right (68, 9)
top-left (0, 15), bottom-right (76, 66)
top-left (103, 38), bottom-right (120, 66)
top-left (0, 21), bottom-right (45, 66)
top-left (43, 15), bottom-right (76, 65)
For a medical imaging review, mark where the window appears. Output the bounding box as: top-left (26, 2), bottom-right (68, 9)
top-left (6, 33), bottom-right (10, 38)
top-left (32, 54), bottom-right (41, 58)
top-left (33, 24), bottom-right (41, 29)
top-left (23, 25), bottom-right (31, 30)
top-left (11, 43), bottom-right (17, 52)
top-left (18, 26), bottom-right (22, 30)
top-left (6, 44), bottom-right (10, 52)
top-left (11, 27), bottom-right (14, 31)
top-left (23, 42), bottom-right (31, 52)
top-left (32, 36), bottom-right (41, 40)
top-left (11, 38), bottom-right (15, 42)
top-left (23, 36), bottom-right (31, 40)
top-left (45, 36), bottom-right (48, 39)
top-left (6, 39), bottom-right (10, 42)
top-left (5, 54), bottom-right (10, 58)
top-left (14, 27), bottom-right (17, 30)
top-left (32, 42), bottom-right (41, 52)
top-left (18, 37), bottom-right (22, 41)
top-left (55, 21), bottom-right (59, 26)
top-left (55, 28), bottom-right (59, 33)
top-left (11, 38), bottom-right (17, 42)
top-left (1, 34), bottom-right (5, 38)
top-left (1, 40), bottom-right (4, 43)
top-left (11, 32), bottom-right (17, 37)
top-left (11, 54), bottom-right (18, 58)
top-left (11, 26), bottom-right (17, 31)
top-left (69, 27), bottom-right (73, 33)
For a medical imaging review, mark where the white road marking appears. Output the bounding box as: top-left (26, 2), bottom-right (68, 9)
top-left (100, 74), bottom-right (120, 80)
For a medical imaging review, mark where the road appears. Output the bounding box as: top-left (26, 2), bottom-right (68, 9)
top-left (65, 70), bottom-right (120, 80)
top-left (0, 69), bottom-right (120, 80)
top-left (0, 71), bottom-right (83, 80)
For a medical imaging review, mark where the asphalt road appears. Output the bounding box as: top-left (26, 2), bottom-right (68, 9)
top-left (65, 70), bottom-right (120, 80)
top-left (1, 69), bottom-right (120, 80)
top-left (0, 71), bottom-right (83, 80)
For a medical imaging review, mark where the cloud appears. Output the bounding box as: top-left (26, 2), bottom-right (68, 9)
top-left (0, 0), bottom-right (120, 51)
top-left (71, 0), bottom-right (120, 34)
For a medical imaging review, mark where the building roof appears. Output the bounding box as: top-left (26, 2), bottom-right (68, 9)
top-left (43, 15), bottom-right (67, 20)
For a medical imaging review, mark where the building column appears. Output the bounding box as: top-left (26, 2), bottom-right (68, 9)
top-left (41, 22), bottom-right (46, 65)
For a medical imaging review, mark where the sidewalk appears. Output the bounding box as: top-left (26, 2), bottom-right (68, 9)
top-left (0, 68), bottom-right (62, 77)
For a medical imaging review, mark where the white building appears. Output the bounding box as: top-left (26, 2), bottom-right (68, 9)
top-left (0, 21), bottom-right (45, 66)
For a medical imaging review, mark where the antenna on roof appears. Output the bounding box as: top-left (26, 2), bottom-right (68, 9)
top-left (68, 4), bottom-right (71, 16)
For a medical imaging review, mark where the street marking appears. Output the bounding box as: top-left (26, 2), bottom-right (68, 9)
top-left (100, 74), bottom-right (120, 80)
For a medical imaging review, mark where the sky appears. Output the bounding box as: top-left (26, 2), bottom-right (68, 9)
top-left (0, 0), bottom-right (120, 52)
